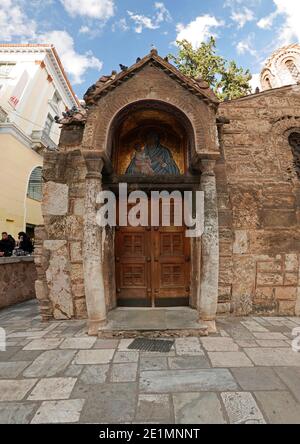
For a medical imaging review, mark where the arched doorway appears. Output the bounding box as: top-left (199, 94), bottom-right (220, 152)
top-left (105, 100), bottom-right (198, 308)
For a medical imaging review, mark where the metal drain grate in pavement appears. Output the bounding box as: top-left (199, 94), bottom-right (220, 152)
top-left (127, 338), bottom-right (174, 353)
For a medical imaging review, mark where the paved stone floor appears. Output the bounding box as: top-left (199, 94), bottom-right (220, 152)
top-left (0, 300), bottom-right (300, 424)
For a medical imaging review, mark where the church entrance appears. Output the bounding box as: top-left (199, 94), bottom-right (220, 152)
top-left (109, 100), bottom-right (195, 308)
top-left (115, 222), bottom-right (191, 307)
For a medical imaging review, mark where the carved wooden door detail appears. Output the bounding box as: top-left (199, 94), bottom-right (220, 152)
top-left (115, 227), bottom-right (152, 306)
top-left (115, 202), bottom-right (190, 307)
top-left (152, 227), bottom-right (190, 306)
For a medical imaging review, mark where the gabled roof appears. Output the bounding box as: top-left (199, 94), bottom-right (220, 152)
top-left (84, 49), bottom-right (219, 107)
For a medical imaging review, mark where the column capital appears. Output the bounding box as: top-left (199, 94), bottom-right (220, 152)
top-left (82, 150), bottom-right (104, 179)
top-left (200, 158), bottom-right (216, 176)
top-left (191, 152), bottom-right (219, 173)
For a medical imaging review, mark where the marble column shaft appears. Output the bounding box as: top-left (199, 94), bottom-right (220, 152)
top-left (82, 153), bottom-right (107, 335)
top-left (198, 159), bottom-right (219, 333)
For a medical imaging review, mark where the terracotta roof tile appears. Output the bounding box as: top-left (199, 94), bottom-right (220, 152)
top-left (84, 49), bottom-right (219, 106)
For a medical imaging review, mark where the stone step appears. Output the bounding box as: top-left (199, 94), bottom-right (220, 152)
top-left (98, 307), bottom-right (208, 338)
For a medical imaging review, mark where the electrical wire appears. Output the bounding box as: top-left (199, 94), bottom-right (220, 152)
top-left (0, 103), bottom-right (63, 138)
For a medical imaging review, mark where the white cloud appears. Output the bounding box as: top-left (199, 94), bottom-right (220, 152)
top-left (175, 15), bottom-right (223, 48)
top-left (112, 18), bottom-right (129, 32)
top-left (0, 2), bottom-right (103, 85)
top-left (79, 25), bottom-right (90, 34)
top-left (0, 0), bottom-right (37, 41)
top-left (225, 0), bottom-right (259, 28)
top-left (154, 2), bottom-right (172, 24)
top-left (127, 11), bottom-right (158, 34)
top-left (127, 2), bottom-right (171, 34)
top-left (236, 34), bottom-right (257, 57)
top-left (61, 0), bottom-right (115, 21)
top-left (40, 30), bottom-right (103, 84)
top-left (257, 0), bottom-right (300, 44)
top-left (231, 7), bottom-right (255, 28)
top-left (257, 13), bottom-right (277, 30)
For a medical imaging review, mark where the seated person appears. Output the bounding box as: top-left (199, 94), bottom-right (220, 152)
top-left (0, 232), bottom-right (15, 257)
top-left (18, 232), bottom-right (34, 254)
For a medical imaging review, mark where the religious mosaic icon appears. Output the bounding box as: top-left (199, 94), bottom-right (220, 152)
top-left (125, 132), bottom-right (180, 176)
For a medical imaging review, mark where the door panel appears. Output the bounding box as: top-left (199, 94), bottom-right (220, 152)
top-left (153, 227), bottom-right (190, 307)
top-left (115, 201), bottom-right (191, 307)
top-left (115, 228), bottom-right (151, 306)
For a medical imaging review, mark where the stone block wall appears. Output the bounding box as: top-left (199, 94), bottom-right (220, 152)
top-left (0, 257), bottom-right (36, 309)
top-left (35, 126), bottom-right (88, 321)
top-left (215, 134), bottom-right (234, 314)
top-left (219, 85), bottom-right (300, 316)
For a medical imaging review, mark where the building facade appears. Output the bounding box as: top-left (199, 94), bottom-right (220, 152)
top-left (35, 46), bottom-right (300, 335)
top-left (0, 44), bottom-right (78, 238)
top-left (261, 43), bottom-right (300, 90)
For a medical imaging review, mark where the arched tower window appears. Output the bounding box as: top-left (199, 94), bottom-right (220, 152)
top-left (27, 167), bottom-right (43, 201)
top-left (288, 133), bottom-right (300, 179)
top-left (264, 76), bottom-right (272, 89)
top-left (285, 60), bottom-right (300, 82)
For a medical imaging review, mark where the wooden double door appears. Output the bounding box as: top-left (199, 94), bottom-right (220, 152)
top-left (115, 223), bottom-right (191, 307)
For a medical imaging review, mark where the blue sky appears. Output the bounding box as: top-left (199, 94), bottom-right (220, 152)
top-left (1, 1), bottom-right (300, 98)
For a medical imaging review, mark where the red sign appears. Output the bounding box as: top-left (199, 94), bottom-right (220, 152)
top-left (8, 70), bottom-right (29, 109)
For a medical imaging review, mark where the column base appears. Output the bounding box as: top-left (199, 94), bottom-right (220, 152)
top-left (87, 318), bottom-right (107, 336)
top-left (199, 318), bottom-right (217, 334)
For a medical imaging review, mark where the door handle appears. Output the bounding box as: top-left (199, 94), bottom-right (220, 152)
top-left (116, 257), bottom-right (120, 262)
top-left (147, 257), bottom-right (151, 262)
top-left (185, 256), bottom-right (191, 262)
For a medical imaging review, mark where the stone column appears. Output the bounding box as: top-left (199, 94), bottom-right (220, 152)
top-left (82, 151), bottom-right (107, 335)
top-left (198, 159), bottom-right (219, 333)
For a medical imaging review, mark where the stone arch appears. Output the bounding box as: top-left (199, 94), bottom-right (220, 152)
top-left (105, 99), bottom-right (196, 174)
top-left (288, 132), bottom-right (300, 179)
top-left (271, 116), bottom-right (300, 181)
top-left (284, 59), bottom-right (300, 83)
top-left (260, 44), bottom-right (300, 89)
top-left (260, 68), bottom-right (274, 90)
top-left (274, 49), bottom-right (300, 72)
top-left (81, 65), bottom-right (217, 156)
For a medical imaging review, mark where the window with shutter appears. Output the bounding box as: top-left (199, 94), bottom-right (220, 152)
top-left (27, 167), bottom-right (43, 201)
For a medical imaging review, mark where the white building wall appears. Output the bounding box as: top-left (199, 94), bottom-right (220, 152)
top-left (0, 47), bottom-right (77, 140)
top-left (0, 45), bottom-right (78, 236)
